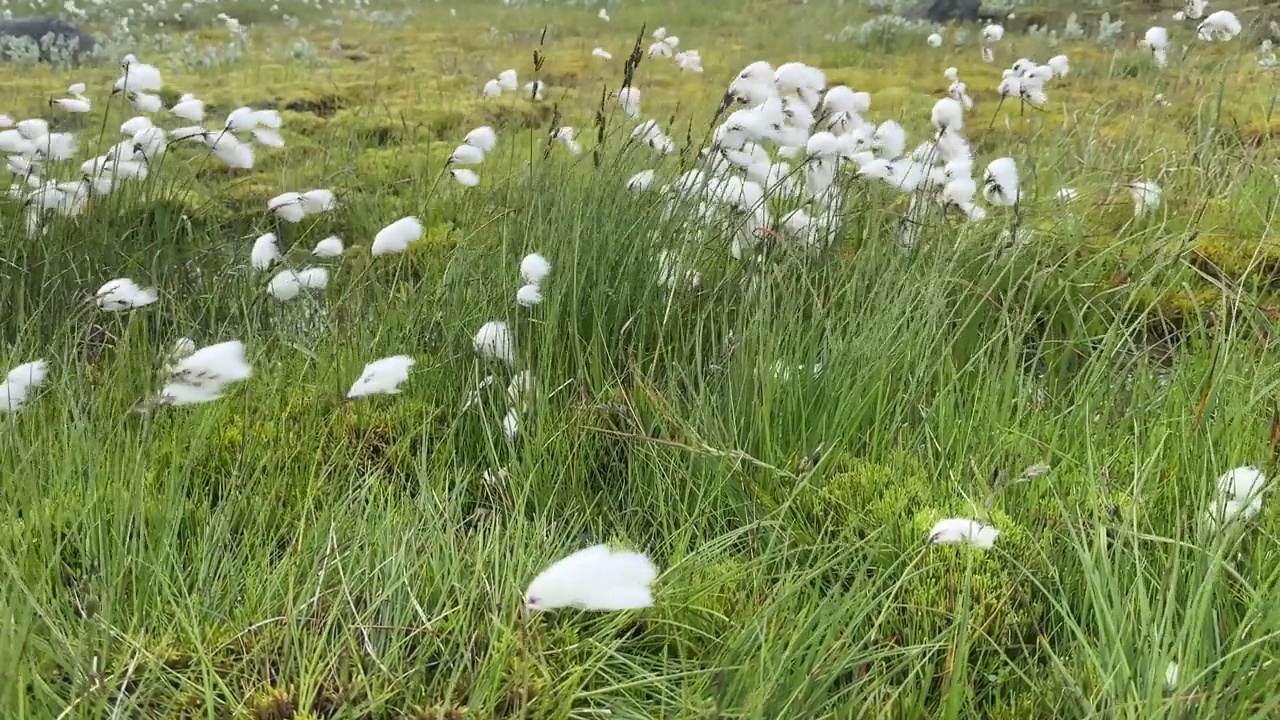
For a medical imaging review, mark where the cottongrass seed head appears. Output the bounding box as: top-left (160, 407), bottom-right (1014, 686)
top-left (525, 544), bottom-right (658, 611)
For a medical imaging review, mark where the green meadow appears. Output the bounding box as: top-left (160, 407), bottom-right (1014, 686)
top-left (2, 0), bottom-right (1280, 717)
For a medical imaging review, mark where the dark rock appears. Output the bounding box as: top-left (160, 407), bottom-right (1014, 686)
top-left (0, 16), bottom-right (95, 62)
top-left (904, 0), bottom-right (982, 24)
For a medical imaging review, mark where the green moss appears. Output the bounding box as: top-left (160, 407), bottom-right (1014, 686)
top-left (249, 686), bottom-right (297, 720)
top-left (809, 456), bottom-right (1054, 651)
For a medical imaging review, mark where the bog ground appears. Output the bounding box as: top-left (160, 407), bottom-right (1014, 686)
top-left (2, 0), bottom-right (1280, 717)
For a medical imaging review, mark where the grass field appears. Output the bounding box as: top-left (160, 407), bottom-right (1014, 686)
top-left (3, 0), bottom-right (1280, 717)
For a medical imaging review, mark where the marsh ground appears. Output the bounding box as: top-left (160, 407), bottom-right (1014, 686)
top-left (2, 0), bottom-right (1280, 718)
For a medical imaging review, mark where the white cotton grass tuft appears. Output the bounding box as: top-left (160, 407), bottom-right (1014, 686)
top-left (449, 144), bottom-right (485, 166)
top-left (267, 192), bottom-right (307, 222)
top-left (1207, 465), bottom-right (1266, 532)
top-left (159, 340), bottom-right (252, 407)
top-left (450, 168), bottom-right (480, 187)
top-left (676, 51), bottom-right (700, 74)
top-left (171, 93), bottom-right (205, 122)
top-left (930, 98), bottom-right (964, 133)
top-left (516, 284), bottom-right (543, 307)
top-left (627, 169), bottom-right (656, 191)
top-left (312, 236), bottom-right (344, 258)
top-left (553, 127), bottom-right (582, 155)
top-left (170, 337), bottom-right (197, 361)
top-left (1130, 180), bottom-right (1162, 217)
top-left (872, 121), bottom-right (906, 159)
top-left (118, 116), bottom-right (152, 137)
top-left (982, 157), bottom-right (1020, 206)
top-left (251, 233), bottom-right (282, 270)
top-left (502, 407), bottom-right (520, 442)
top-left (94, 278), bottom-right (158, 311)
top-left (592, 47), bottom-right (613, 60)
top-left (927, 518), bottom-right (1000, 549)
top-left (267, 268), bottom-right (328, 301)
top-left (1144, 27), bottom-right (1170, 67)
top-left (524, 544), bottom-right (658, 612)
top-left (300, 189), bottom-right (336, 214)
top-left (1218, 466), bottom-right (1266, 502)
top-left (506, 371), bottom-right (531, 405)
top-left (372, 216), bottom-right (424, 256)
top-left (463, 126), bottom-right (498, 153)
top-left (2, 360), bottom-right (50, 413)
top-left (617, 87), bottom-right (642, 118)
top-left (124, 91), bottom-right (162, 113)
top-left (51, 93), bottom-right (91, 113)
top-left (1197, 10), bottom-right (1241, 41)
top-left (1209, 495), bottom-right (1264, 530)
top-left (1047, 54), bottom-right (1070, 77)
top-left (113, 61), bottom-right (162, 94)
top-left (348, 355), bottom-right (415, 399)
top-left (474, 321), bottom-right (515, 364)
top-left (927, 32), bottom-right (942, 47)
top-left (520, 253), bottom-right (552, 285)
